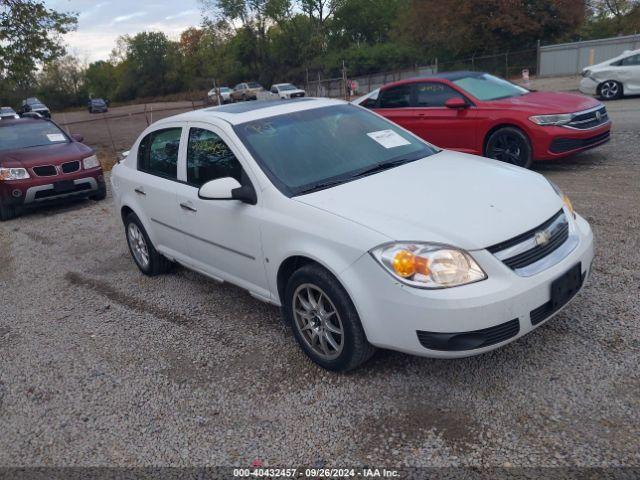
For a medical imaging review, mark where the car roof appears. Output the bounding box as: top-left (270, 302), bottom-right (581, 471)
top-left (0, 117), bottom-right (47, 127)
top-left (274, 83), bottom-right (295, 86)
top-left (155, 97), bottom-right (345, 126)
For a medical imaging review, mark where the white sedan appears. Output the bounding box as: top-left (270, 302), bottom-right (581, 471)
top-left (207, 87), bottom-right (232, 104)
top-left (580, 49), bottom-right (640, 100)
top-left (110, 98), bottom-right (594, 371)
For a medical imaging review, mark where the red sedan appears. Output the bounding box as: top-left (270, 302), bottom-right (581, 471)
top-left (0, 117), bottom-right (106, 220)
top-left (355, 71), bottom-right (611, 168)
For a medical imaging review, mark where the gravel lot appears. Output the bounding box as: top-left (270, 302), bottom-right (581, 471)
top-left (1, 98), bottom-right (639, 469)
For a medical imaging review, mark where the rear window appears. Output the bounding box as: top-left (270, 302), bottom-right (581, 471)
top-left (248, 82), bottom-right (262, 88)
top-left (0, 122), bottom-right (68, 151)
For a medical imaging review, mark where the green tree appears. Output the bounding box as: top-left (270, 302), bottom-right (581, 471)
top-left (0, 0), bottom-right (77, 98)
top-left (85, 60), bottom-right (118, 100)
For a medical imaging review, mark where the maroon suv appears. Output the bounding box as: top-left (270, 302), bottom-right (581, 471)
top-left (0, 117), bottom-right (106, 220)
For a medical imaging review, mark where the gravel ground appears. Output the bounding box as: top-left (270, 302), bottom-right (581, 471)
top-left (1, 98), bottom-right (639, 469)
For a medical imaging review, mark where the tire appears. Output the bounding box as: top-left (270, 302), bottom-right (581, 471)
top-left (598, 80), bottom-right (622, 100)
top-left (283, 263), bottom-right (376, 371)
top-left (124, 212), bottom-right (173, 276)
top-left (485, 127), bottom-right (533, 169)
top-left (0, 201), bottom-right (18, 221)
top-left (90, 186), bottom-right (107, 201)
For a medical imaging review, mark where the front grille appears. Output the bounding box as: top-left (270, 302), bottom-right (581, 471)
top-left (530, 271), bottom-right (586, 325)
top-left (549, 131), bottom-right (610, 154)
top-left (33, 165), bottom-right (57, 177)
top-left (290, 92), bottom-right (305, 98)
top-left (488, 210), bottom-right (569, 271)
top-left (417, 319), bottom-right (520, 351)
top-left (566, 106), bottom-right (608, 130)
top-left (61, 161), bottom-right (80, 173)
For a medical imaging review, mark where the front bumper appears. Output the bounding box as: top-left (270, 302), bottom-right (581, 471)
top-left (531, 122), bottom-right (611, 160)
top-left (579, 77), bottom-right (599, 96)
top-left (340, 214), bottom-right (594, 358)
top-left (0, 168), bottom-right (105, 208)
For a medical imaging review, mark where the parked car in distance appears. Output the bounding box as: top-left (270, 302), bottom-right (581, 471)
top-left (110, 98), bottom-right (594, 371)
top-left (0, 117), bottom-right (106, 220)
top-left (0, 107), bottom-right (19, 119)
top-left (269, 83), bottom-right (306, 99)
top-left (231, 82), bottom-right (264, 102)
top-left (354, 71), bottom-right (611, 168)
top-left (580, 49), bottom-right (640, 100)
top-left (88, 98), bottom-right (109, 113)
top-left (208, 87), bottom-right (233, 104)
top-left (18, 97), bottom-right (51, 118)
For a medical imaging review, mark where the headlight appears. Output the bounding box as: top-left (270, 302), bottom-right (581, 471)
top-left (370, 243), bottom-right (487, 289)
top-left (548, 180), bottom-right (576, 218)
top-left (529, 113), bottom-right (573, 126)
top-left (0, 167), bottom-right (30, 181)
top-left (83, 155), bottom-right (101, 169)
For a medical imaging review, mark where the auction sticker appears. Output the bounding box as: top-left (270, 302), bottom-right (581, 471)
top-left (47, 133), bottom-right (66, 142)
top-left (367, 130), bottom-right (410, 149)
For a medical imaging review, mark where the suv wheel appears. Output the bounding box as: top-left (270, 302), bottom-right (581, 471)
top-left (485, 127), bottom-right (532, 169)
top-left (598, 80), bottom-right (622, 100)
top-left (0, 202), bottom-right (18, 221)
top-left (124, 212), bottom-right (173, 276)
top-left (90, 186), bottom-right (107, 201)
top-left (284, 264), bottom-right (375, 371)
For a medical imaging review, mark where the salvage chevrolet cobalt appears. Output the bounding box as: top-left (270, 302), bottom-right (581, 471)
top-left (111, 98), bottom-right (594, 371)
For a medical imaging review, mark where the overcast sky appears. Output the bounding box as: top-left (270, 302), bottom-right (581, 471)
top-left (45, 0), bottom-right (204, 63)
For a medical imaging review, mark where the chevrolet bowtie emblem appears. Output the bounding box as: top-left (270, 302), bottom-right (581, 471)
top-left (535, 230), bottom-right (552, 246)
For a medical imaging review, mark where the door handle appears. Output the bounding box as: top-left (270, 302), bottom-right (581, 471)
top-left (180, 202), bottom-right (197, 212)
top-left (134, 187), bottom-right (146, 196)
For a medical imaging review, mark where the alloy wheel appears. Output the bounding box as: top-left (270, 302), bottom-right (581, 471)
top-left (127, 223), bottom-right (150, 269)
top-left (490, 132), bottom-right (527, 167)
top-left (292, 283), bottom-right (344, 360)
top-left (600, 81), bottom-right (619, 100)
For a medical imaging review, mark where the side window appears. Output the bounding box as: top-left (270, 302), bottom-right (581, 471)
top-left (378, 85), bottom-right (411, 108)
top-left (413, 82), bottom-right (461, 107)
top-left (620, 54), bottom-right (640, 66)
top-left (186, 128), bottom-right (243, 187)
top-left (234, 84), bottom-right (242, 90)
top-left (271, 86), bottom-right (278, 94)
top-left (137, 127), bottom-right (181, 179)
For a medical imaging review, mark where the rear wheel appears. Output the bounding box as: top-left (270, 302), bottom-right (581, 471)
top-left (598, 80), bottom-right (622, 100)
top-left (485, 127), bottom-right (533, 169)
top-left (124, 212), bottom-right (173, 276)
top-left (283, 264), bottom-right (375, 371)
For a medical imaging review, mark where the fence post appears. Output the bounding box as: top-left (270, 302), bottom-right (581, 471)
top-left (536, 39), bottom-right (541, 76)
top-left (505, 52), bottom-right (509, 78)
top-left (103, 115), bottom-right (117, 160)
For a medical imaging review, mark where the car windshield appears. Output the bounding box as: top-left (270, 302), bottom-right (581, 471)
top-left (92, 99), bottom-right (106, 105)
top-left (0, 122), bottom-right (68, 151)
top-left (277, 84), bottom-right (297, 91)
top-left (248, 82), bottom-right (262, 89)
top-left (220, 87), bottom-right (231, 92)
top-left (235, 104), bottom-right (436, 196)
top-left (453, 73), bottom-right (528, 101)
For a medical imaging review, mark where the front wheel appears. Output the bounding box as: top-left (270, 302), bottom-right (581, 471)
top-left (485, 127), bottom-right (533, 169)
top-left (283, 264), bottom-right (375, 371)
top-left (599, 80), bottom-right (622, 100)
top-left (124, 212), bottom-right (173, 276)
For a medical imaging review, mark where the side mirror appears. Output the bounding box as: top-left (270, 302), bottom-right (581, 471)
top-left (199, 176), bottom-right (257, 204)
top-left (71, 133), bottom-right (84, 142)
top-left (445, 97), bottom-right (469, 109)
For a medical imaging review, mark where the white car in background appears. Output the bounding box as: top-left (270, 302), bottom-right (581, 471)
top-left (580, 49), bottom-right (640, 100)
top-left (269, 83), bottom-right (306, 99)
top-left (207, 87), bottom-right (233, 105)
top-left (110, 98), bottom-right (594, 371)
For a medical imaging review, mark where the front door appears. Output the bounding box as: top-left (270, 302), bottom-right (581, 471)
top-left (409, 81), bottom-right (478, 153)
top-left (174, 124), bottom-right (269, 297)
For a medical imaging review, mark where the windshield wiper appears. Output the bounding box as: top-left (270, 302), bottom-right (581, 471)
top-left (294, 158), bottom-right (416, 196)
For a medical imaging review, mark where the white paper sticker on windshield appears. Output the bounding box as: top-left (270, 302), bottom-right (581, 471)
top-left (367, 130), bottom-right (411, 149)
top-left (46, 133), bottom-right (66, 142)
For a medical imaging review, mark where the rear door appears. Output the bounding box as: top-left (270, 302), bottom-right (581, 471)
top-left (372, 84), bottom-right (417, 132)
top-left (128, 125), bottom-right (185, 259)
top-left (409, 81), bottom-right (477, 152)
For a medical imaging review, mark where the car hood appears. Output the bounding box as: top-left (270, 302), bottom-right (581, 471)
top-left (283, 89), bottom-right (305, 95)
top-left (294, 150), bottom-right (563, 251)
top-left (0, 142), bottom-right (93, 168)
top-left (489, 91), bottom-right (600, 113)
